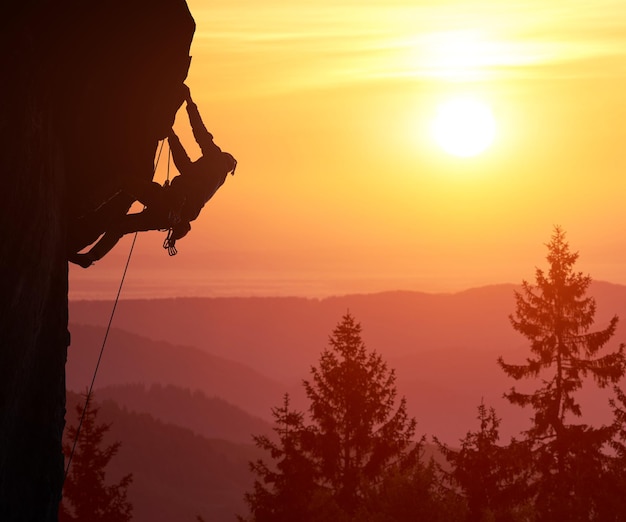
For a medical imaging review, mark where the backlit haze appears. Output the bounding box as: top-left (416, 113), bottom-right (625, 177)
top-left (70, 0), bottom-right (626, 300)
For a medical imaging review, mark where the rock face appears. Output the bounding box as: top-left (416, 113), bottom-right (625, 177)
top-left (0, 1), bottom-right (194, 519)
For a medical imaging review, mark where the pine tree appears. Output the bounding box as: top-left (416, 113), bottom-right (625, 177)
top-left (597, 386), bottom-right (626, 520)
top-left (498, 226), bottom-right (625, 520)
top-left (241, 312), bottom-right (426, 521)
top-left (60, 394), bottom-right (133, 522)
top-left (436, 402), bottom-right (531, 522)
top-left (239, 394), bottom-right (318, 522)
top-left (303, 312), bottom-right (418, 515)
top-left (366, 453), bottom-right (464, 522)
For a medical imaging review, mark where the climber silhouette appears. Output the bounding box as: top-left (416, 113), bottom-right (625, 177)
top-left (69, 85), bottom-right (236, 268)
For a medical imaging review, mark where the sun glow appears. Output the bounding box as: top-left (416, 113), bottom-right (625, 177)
top-left (431, 96), bottom-right (496, 158)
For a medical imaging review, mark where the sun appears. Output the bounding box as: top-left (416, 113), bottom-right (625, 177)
top-left (432, 96), bottom-right (496, 158)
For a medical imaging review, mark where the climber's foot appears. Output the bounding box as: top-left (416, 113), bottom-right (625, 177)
top-left (69, 253), bottom-right (94, 269)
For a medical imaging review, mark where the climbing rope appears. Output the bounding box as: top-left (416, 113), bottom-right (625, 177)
top-left (63, 232), bottom-right (138, 481)
top-left (165, 142), bottom-right (172, 185)
top-left (64, 139), bottom-right (166, 482)
top-left (155, 138), bottom-right (166, 178)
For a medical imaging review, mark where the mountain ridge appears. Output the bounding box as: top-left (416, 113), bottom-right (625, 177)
top-left (67, 323), bottom-right (286, 420)
top-left (68, 281), bottom-right (626, 443)
top-left (94, 383), bottom-right (271, 444)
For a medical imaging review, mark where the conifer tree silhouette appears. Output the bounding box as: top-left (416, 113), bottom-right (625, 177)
top-left (240, 312), bottom-right (447, 521)
top-left (303, 312), bottom-right (418, 515)
top-left (498, 226), bottom-right (625, 520)
top-left (436, 402), bottom-right (531, 521)
top-left (240, 394), bottom-right (317, 522)
top-left (60, 394), bottom-right (133, 522)
top-left (600, 387), bottom-right (626, 519)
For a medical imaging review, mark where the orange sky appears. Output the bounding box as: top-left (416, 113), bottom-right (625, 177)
top-left (69, 0), bottom-right (626, 299)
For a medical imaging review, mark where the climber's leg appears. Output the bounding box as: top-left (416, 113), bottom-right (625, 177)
top-left (68, 209), bottom-right (168, 268)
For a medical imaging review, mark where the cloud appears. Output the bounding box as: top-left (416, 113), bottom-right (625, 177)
top-left (186, 0), bottom-right (626, 98)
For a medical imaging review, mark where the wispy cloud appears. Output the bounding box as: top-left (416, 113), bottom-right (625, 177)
top-left (187, 1), bottom-right (626, 97)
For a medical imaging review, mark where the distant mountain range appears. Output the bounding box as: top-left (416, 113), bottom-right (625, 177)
top-left (70, 283), bottom-right (626, 381)
top-left (69, 282), bottom-right (626, 443)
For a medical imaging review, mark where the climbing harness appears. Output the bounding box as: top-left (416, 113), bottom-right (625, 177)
top-left (162, 141), bottom-right (181, 256)
top-left (64, 139), bottom-right (166, 483)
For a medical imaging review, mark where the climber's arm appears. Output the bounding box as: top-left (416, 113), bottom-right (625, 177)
top-left (168, 130), bottom-right (193, 174)
top-left (185, 98), bottom-right (219, 155)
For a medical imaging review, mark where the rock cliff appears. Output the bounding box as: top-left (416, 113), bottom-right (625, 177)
top-left (0, 1), bottom-right (194, 519)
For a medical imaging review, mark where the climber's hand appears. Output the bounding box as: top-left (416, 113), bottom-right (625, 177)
top-left (182, 84), bottom-right (192, 103)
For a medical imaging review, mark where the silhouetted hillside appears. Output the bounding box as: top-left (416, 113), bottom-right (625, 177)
top-left (70, 288), bottom-right (522, 381)
top-left (69, 282), bottom-right (626, 442)
top-left (96, 383), bottom-right (272, 443)
top-left (67, 324), bottom-right (286, 419)
top-left (66, 391), bottom-right (261, 522)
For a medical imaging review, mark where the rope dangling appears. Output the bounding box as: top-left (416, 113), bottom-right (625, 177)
top-left (166, 140), bottom-right (172, 184)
